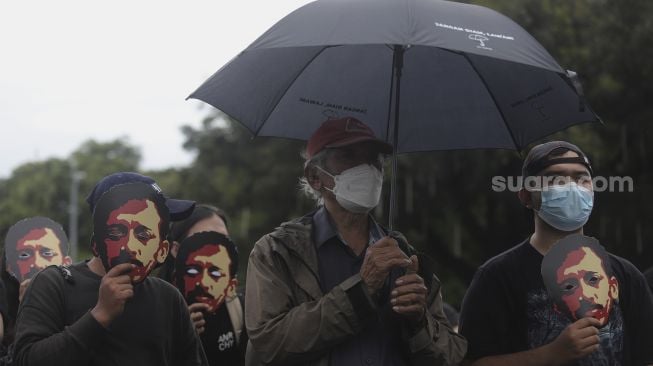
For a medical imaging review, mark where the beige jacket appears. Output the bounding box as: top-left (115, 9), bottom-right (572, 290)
top-left (245, 214), bottom-right (467, 366)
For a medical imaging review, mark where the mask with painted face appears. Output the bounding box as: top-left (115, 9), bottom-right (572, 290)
top-left (174, 231), bottom-right (238, 313)
top-left (4, 217), bottom-right (71, 282)
top-left (541, 234), bottom-right (619, 328)
top-left (92, 182), bottom-right (170, 283)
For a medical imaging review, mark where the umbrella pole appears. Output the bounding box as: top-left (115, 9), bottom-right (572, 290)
top-left (388, 45), bottom-right (405, 231)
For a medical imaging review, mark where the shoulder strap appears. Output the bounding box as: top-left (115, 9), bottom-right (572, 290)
top-left (55, 264), bottom-right (78, 325)
top-left (225, 296), bottom-right (244, 345)
top-left (55, 265), bottom-right (75, 284)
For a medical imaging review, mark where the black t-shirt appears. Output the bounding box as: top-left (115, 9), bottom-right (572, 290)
top-left (0, 270), bottom-right (19, 347)
top-left (12, 262), bottom-right (208, 366)
top-left (0, 280), bottom-right (8, 327)
top-left (158, 255), bottom-right (247, 366)
top-left (0, 279), bottom-right (8, 344)
top-left (201, 305), bottom-right (244, 366)
top-left (459, 239), bottom-right (653, 366)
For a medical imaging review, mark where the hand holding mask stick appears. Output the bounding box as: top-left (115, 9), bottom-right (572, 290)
top-left (540, 234), bottom-right (620, 362)
top-left (91, 263), bottom-right (135, 328)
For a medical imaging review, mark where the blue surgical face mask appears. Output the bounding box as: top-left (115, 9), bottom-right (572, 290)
top-left (535, 182), bottom-right (594, 232)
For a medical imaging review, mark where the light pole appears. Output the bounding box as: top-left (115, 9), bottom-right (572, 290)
top-left (68, 162), bottom-right (85, 261)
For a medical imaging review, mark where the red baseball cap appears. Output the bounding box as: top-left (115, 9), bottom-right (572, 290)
top-left (306, 117), bottom-right (393, 159)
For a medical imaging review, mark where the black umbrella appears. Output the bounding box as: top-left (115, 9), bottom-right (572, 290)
top-left (188, 0), bottom-right (600, 228)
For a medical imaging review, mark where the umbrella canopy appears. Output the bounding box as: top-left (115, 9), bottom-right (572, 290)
top-left (188, 0), bottom-right (600, 227)
top-left (189, 0), bottom-right (598, 151)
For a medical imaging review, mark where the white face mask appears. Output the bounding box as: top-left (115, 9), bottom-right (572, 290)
top-left (317, 164), bottom-right (383, 214)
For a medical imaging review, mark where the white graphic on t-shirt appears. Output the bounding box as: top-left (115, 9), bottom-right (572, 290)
top-left (217, 331), bottom-right (235, 351)
top-left (527, 288), bottom-right (623, 365)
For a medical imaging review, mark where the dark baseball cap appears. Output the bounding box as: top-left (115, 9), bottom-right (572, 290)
top-left (86, 172), bottom-right (195, 221)
top-left (306, 117), bottom-right (393, 159)
top-left (522, 141), bottom-right (593, 178)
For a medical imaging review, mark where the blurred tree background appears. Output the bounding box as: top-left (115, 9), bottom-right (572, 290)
top-left (1, 0), bottom-right (651, 308)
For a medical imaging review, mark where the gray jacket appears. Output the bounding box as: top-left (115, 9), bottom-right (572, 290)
top-left (245, 213), bottom-right (467, 366)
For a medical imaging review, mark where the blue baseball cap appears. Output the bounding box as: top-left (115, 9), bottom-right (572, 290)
top-left (86, 172), bottom-right (195, 222)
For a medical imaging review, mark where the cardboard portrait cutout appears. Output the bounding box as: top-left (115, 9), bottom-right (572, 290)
top-left (541, 234), bottom-right (619, 327)
top-left (92, 182), bottom-right (170, 283)
top-left (174, 231), bottom-right (238, 313)
top-left (4, 216), bottom-right (72, 282)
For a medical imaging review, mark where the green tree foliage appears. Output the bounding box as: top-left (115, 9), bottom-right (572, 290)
top-left (0, 159), bottom-right (71, 241)
top-left (388, 149), bottom-right (528, 302)
top-left (472, 0), bottom-right (653, 260)
top-left (1, 1), bottom-right (651, 308)
top-left (159, 113), bottom-right (317, 276)
top-left (71, 139), bottom-right (141, 254)
top-left (0, 139), bottom-right (140, 260)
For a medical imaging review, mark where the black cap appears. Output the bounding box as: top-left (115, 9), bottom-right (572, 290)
top-left (86, 172), bottom-right (195, 222)
top-left (522, 141), bottom-right (593, 178)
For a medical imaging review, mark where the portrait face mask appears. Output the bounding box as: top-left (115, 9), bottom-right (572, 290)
top-left (318, 164), bottom-right (383, 214)
top-left (4, 217), bottom-right (71, 282)
top-left (541, 234), bottom-right (619, 327)
top-left (92, 182), bottom-right (170, 283)
top-left (174, 231), bottom-right (237, 313)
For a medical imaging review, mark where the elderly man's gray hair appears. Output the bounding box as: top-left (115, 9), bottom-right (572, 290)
top-left (298, 148), bottom-right (385, 206)
top-left (299, 148), bottom-right (333, 205)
